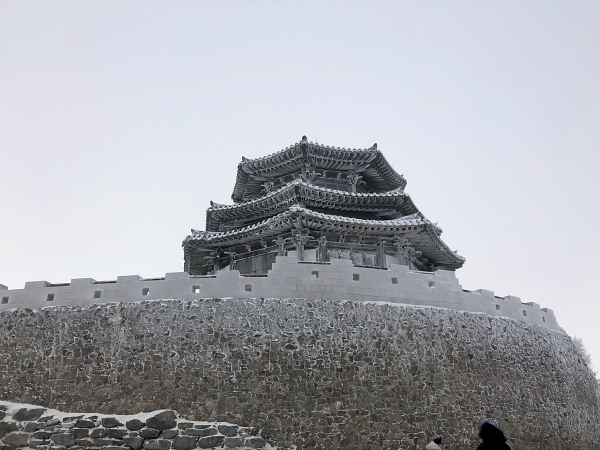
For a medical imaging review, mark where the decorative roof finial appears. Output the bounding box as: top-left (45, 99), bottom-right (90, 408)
top-left (241, 156), bottom-right (247, 161)
top-left (301, 135), bottom-right (308, 141)
top-left (372, 143), bottom-right (377, 149)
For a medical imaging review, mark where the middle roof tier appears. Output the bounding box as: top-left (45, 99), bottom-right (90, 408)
top-left (207, 180), bottom-right (421, 232)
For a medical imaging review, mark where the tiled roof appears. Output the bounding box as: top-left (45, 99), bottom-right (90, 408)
top-left (231, 138), bottom-right (407, 202)
top-left (185, 205), bottom-right (463, 269)
top-left (206, 180), bottom-right (420, 231)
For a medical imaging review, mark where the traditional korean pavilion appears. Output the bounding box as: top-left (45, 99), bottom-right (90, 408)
top-left (183, 136), bottom-right (465, 275)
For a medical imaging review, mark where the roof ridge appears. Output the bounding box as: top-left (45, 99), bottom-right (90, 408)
top-left (239, 139), bottom-right (379, 166)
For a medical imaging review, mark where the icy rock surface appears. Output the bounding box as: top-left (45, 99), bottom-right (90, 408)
top-left (0, 298), bottom-right (598, 449)
top-left (0, 401), bottom-right (269, 450)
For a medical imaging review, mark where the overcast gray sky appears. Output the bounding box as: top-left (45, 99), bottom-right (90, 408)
top-left (1, 1), bottom-right (599, 370)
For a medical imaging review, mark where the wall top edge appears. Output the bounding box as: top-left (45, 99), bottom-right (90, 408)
top-left (0, 258), bottom-right (557, 332)
top-left (3, 264), bottom-right (462, 291)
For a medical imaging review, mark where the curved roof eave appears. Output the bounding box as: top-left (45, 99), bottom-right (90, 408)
top-left (186, 205), bottom-right (465, 268)
top-left (230, 139), bottom-right (407, 202)
top-left (209, 180), bottom-right (421, 230)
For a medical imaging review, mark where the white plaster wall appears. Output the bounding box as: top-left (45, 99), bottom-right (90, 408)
top-left (304, 248), bottom-right (317, 262)
top-left (0, 256), bottom-right (559, 330)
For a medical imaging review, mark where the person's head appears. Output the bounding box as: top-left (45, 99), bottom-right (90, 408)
top-left (479, 422), bottom-right (506, 443)
top-left (434, 437), bottom-right (442, 445)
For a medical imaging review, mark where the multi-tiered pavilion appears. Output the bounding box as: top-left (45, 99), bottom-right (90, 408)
top-left (183, 136), bottom-right (465, 275)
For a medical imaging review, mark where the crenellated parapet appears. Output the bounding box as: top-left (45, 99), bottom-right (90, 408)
top-left (0, 256), bottom-right (557, 330)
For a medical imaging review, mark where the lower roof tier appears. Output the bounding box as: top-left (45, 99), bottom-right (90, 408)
top-left (185, 205), bottom-right (464, 270)
top-left (207, 180), bottom-right (421, 231)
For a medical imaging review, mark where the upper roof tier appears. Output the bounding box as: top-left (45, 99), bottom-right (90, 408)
top-left (208, 180), bottom-right (420, 232)
top-left (231, 136), bottom-right (407, 203)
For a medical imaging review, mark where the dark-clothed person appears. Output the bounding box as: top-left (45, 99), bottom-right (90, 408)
top-left (476, 422), bottom-right (511, 450)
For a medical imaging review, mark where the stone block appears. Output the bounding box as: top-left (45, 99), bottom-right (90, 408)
top-left (125, 420), bottom-right (145, 432)
top-left (145, 411), bottom-right (177, 431)
top-left (70, 429), bottom-right (89, 440)
top-left (223, 437), bottom-right (243, 448)
top-left (143, 439), bottom-right (171, 450)
top-left (503, 295), bottom-right (522, 304)
top-left (0, 422), bottom-right (18, 436)
top-left (197, 435), bottom-right (224, 449)
top-left (101, 418), bottom-right (123, 428)
top-left (88, 428), bottom-right (106, 439)
top-left (123, 436), bottom-right (144, 450)
top-left (69, 278), bottom-right (95, 287)
top-left (273, 256), bottom-right (297, 264)
top-left (22, 421), bottom-right (43, 432)
top-left (32, 432), bottom-right (52, 440)
top-left (183, 428), bottom-right (216, 437)
top-left (474, 289), bottom-right (494, 297)
top-left (106, 429), bottom-right (127, 439)
top-left (171, 435), bottom-right (198, 450)
top-left (50, 433), bottom-right (76, 446)
top-left (116, 275), bottom-right (142, 283)
top-left (74, 420), bottom-right (94, 429)
top-left (13, 407), bottom-right (47, 421)
top-left (330, 258), bottom-right (353, 267)
top-left (164, 272), bottom-right (189, 280)
top-left (24, 281), bottom-right (50, 289)
top-left (160, 430), bottom-right (178, 439)
top-left (388, 264), bottom-right (409, 273)
top-left (245, 436), bottom-right (266, 448)
top-left (139, 429), bottom-right (160, 439)
top-left (434, 269), bottom-right (456, 278)
top-left (216, 270), bottom-right (241, 278)
top-left (2, 432), bottom-right (29, 446)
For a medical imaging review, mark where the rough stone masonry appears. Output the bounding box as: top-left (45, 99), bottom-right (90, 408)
top-left (0, 401), bottom-right (268, 450)
top-left (0, 298), bottom-right (598, 450)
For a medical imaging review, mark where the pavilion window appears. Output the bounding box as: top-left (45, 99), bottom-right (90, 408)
top-left (236, 253), bottom-right (276, 276)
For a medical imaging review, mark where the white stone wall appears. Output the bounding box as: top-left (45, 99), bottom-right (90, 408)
top-left (0, 256), bottom-right (559, 330)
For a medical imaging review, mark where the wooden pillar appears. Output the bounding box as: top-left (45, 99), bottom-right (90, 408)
top-left (377, 239), bottom-right (387, 268)
top-left (276, 237), bottom-right (286, 257)
top-left (393, 236), bottom-right (408, 266)
top-left (317, 236), bottom-right (328, 262)
top-left (291, 229), bottom-right (309, 261)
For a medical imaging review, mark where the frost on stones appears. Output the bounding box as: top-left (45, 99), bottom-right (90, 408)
top-left (183, 137), bottom-right (465, 275)
top-left (0, 402), bottom-right (269, 450)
